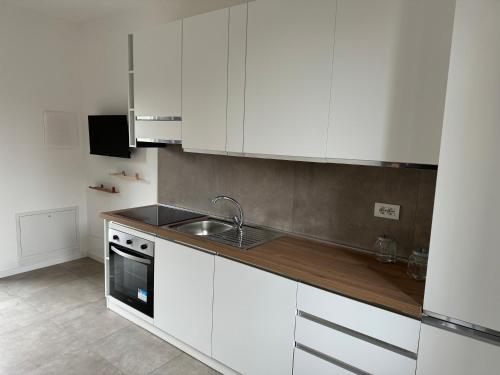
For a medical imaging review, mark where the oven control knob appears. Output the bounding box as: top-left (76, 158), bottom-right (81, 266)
top-left (141, 244), bottom-right (148, 250)
top-left (126, 239), bottom-right (133, 245)
top-left (112, 235), bottom-right (119, 241)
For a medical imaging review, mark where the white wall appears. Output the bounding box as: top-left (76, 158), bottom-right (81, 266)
top-left (0, 0), bottom-right (248, 270)
top-left (0, 3), bottom-right (86, 274)
top-left (77, 0), bottom-right (246, 260)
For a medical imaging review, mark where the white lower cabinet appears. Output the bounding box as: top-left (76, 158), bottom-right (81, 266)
top-left (293, 348), bottom-right (355, 375)
top-left (295, 316), bottom-right (416, 375)
top-left (151, 240), bottom-right (421, 375)
top-left (417, 323), bottom-right (500, 375)
top-left (154, 238), bottom-right (214, 356)
top-left (295, 284), bottom-right (419, 375)
top-left (212, 257), bottom-right (297, 375)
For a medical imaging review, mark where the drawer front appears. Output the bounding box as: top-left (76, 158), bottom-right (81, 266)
top-left (297, 283), bottom-right (420, 353)
top-left (294, 348), bottom-right (356, 375)
top-left (295, 316), bottom-right (417, 375)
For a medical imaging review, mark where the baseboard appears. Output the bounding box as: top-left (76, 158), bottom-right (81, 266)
top-left (107, 297), bottom-right (238, 375)
top-left (0, 251), bottom-right (85, 278)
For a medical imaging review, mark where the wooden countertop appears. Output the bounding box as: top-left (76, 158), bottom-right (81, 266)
top-left (101, 209), bottom-right (425, 319)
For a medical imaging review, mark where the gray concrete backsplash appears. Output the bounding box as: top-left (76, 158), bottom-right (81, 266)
top-left (158, 145), bottom-right (436, 259)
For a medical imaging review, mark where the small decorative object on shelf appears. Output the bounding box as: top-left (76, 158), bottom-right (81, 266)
top-left (89, 185), bottom-right (119, 194)
top-left (374, 235), bottom-right (397, 263)
top-left (110, 171), bottom-right (141, 181)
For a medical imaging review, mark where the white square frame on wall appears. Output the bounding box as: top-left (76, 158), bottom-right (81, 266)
top-left (16, 206), bottom-right (80, 266)
top-left (43, 110), bottom-right (79, 149)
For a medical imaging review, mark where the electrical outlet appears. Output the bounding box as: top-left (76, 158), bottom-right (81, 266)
top-left (374, 203), bottom-right (400, 220)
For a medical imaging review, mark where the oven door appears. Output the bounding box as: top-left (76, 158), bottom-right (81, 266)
top-left (109, 243), bottom-right (154, 317)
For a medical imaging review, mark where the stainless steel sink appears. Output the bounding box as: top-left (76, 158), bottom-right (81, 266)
top-left (173, 218), bottom-right (281, 250)
top-left (174, 220), bottom-right (233, 236)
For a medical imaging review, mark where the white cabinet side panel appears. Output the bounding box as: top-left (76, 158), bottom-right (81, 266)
top-left (424, 0), bottom-right (500, 332)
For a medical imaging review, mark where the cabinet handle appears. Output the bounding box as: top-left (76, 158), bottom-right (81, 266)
top-left (135, 115), bottom-right (182, 121)
top-left (110, 246), bottom-right (151, 265)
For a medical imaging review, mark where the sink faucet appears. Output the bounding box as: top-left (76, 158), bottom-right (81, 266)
top-left (212, 195), bottom-right (244, 230)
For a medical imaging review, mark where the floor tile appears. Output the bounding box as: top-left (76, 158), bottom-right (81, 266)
top-left (50, 298), bottom-right (107, 326)
top-left (0, 320), bottom-right (87, 369)
top-left (59, 258), bottom-right (104, 278)
top-left (1, 265), bottom-right (78, 298)
top-left (0, 290), bottom-right (22, 311)
top-left (0, 357), bottom-right (39, 375)
top-left (84, 270), bottom-right (105, 293)
top-left (0, 300), bottom-right (49, 335)
top-left (54, 306), bottom-right (131, 345)
top-left (93, 325), bottom-right (182, 375)
top-left (0, 258), bottom-right (214, 375)
top-left (28, 348), bottom-right (123, 375)
top-left (150, 354), bottom-right (219, 375)
top-left (24, 278), bottom-right (103, 316)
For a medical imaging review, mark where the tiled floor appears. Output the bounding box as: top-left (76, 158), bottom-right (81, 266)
top-left (0, 258), bottom-right (219, 375)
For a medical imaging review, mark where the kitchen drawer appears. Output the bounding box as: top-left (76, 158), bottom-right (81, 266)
top-left (295, 316), bottom-right (417, 375)
top-left (297, 283), bottom-right (420, 353)
top-left (294, 347), bottom-right (356, 375)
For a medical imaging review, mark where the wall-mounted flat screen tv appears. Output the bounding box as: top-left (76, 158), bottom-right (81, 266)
top-left (88, 115), bottom-right (131, 158)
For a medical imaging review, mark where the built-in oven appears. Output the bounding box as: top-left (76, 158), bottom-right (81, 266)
top-left (108, 228), bottom-right (154, 317)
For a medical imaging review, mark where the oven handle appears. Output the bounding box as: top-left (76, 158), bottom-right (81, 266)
top-left (110, 245), bottom-right (152, 265)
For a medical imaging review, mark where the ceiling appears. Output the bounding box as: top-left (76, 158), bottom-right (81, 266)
top-left (0, 0), bottom-right (150, 23)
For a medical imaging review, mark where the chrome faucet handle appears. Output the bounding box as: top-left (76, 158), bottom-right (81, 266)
top-left (233, 215), bottom-right (242, 229)
top-left (212, 195), bottom-right (244, 229)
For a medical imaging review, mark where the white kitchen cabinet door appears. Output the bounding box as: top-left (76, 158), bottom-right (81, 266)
top-left (212, 257), bottom-right (297, 375)
top-left (225, 3), bottom-right (247, 153)
top-left (244, 0), bottom-right (336, 159)
top-left (182, 8), bottom-right (229, 153)
top-left (154, 238), bottom-right (214, 356)
top-left (417, 324), bottom-right (500, 375)
top-left (134, 21), bottom-right (181, 118)
top-left (327, 0), bottom-right (455, 165)
top-left (424, 0), bottom-right (500, 332)
top-left (134, 21), bottom-right (182, 141)
top-left (297, 283), bottom-right (420, 353)
top-left (294, 348), bottom-right (355, 375)
top-left (295, 316), bottom-right (416, 375)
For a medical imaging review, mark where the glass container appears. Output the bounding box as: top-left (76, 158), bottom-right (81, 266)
top-left (407, 248), bottom-right (429, 281)
top-left (374, 236), bottom-right (397, 263)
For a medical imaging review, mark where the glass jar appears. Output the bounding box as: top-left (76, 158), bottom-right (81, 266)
top-left (374, 236), bottom-right (397, 263)
top-left (407, 248), bottom-right (429, 281)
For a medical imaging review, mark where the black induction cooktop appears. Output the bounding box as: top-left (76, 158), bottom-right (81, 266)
top-left (116, 205), bottom-right (204, 227)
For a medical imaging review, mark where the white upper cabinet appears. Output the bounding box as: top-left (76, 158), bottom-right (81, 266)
top-left (212, 257), bottom-right (297, 375)
top-left (154, 239), bottom-right (214, 356)
top-left (327, 0), bottom-right (456, 165)
top-left (182, 4), bottom-right (247, 153)
top-left (244, 0), bottom-right (337, 159)
top-left (134, 20), bottom-right (182, 142)
top-left (182, 9), bottom-right (229, 152)
top-left (226, 3), bottom-right (247, 153)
